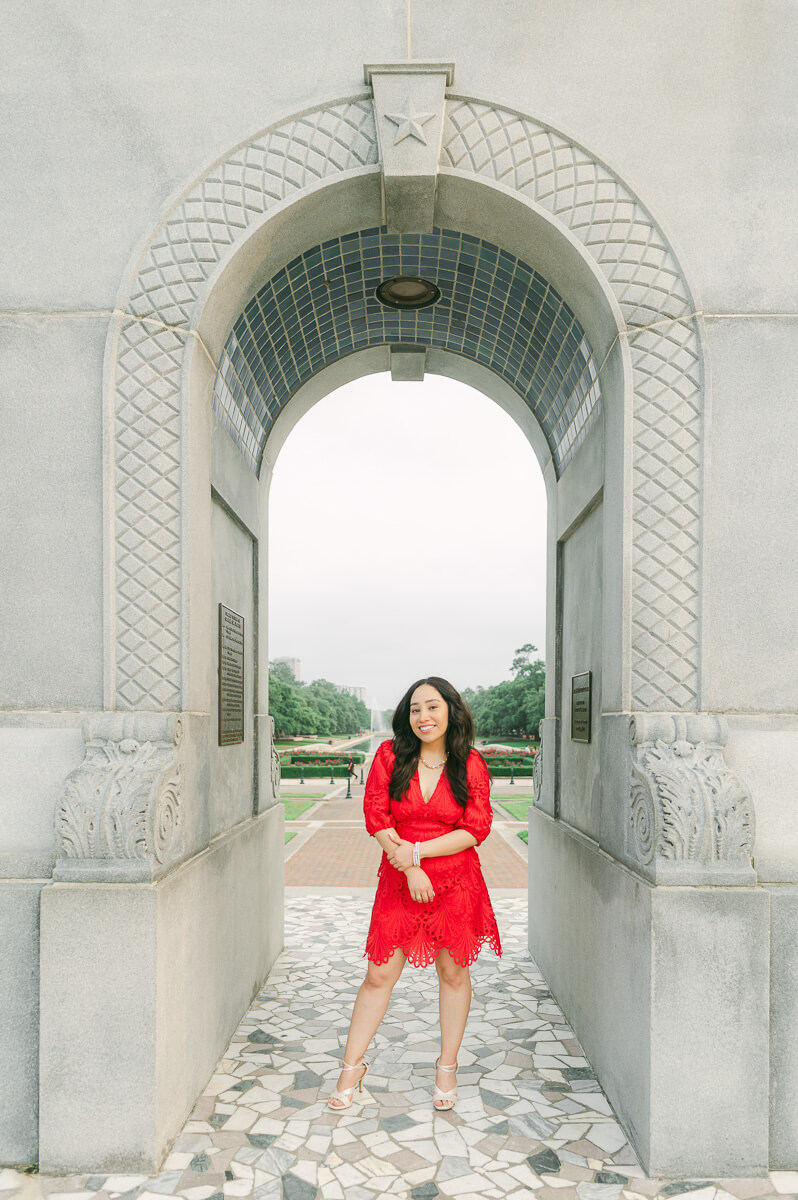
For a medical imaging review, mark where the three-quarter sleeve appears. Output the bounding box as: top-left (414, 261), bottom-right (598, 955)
top-left (453, 752), bottom-right (493, 846)
top-left (363, 741), bottom-right (396, 836)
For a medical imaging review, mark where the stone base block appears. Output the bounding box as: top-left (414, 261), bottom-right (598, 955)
top-left (528, 806), bottom-right (770, 1177)
top-left (38, 805), bottom-right (284, 1173)
top-left (0, 881), bottom-right (44, 1166)
top-left (767, 884), bottom-right (798, 1167)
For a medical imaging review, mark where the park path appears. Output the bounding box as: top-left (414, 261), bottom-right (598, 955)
top-left (280, 759), bottom-right (530, 889)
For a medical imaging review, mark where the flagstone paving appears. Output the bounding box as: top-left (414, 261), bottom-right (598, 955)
top-left (0, 896), bottom-right (787, 1200)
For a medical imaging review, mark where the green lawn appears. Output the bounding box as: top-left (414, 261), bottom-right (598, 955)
top-left (517, 830), bottom-right (529, 844)
top-left (285, 831), bottom-right (298, 844)
top-left (281, 798), bottom-right (316, 820)
top-left (276, 734), bottom-right (368, 750)
top-left (497, 799), bottom-right (535, 821)
top-left (278, 791), bottom-right (328, 799)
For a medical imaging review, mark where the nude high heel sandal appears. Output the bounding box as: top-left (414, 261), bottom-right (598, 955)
top-left (433, 1056), bottom-right (458, 1110)
top-left (327, 1057), bottom-right (369, 1110)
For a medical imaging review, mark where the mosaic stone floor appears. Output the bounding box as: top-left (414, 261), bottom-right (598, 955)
top-left (2, 895), bottom-right (791, 1200)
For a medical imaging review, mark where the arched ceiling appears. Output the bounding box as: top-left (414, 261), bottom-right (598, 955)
top-left (212, 227), bottom-right (601, 475)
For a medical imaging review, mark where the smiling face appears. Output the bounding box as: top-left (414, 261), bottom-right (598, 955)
top-left (409, 684), bottom-right (450, 746)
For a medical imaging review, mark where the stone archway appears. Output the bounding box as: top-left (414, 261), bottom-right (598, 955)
top-left (106, 82), bottom-right (700, 720)
top-left (43, 63), bottom-right (764, 1179)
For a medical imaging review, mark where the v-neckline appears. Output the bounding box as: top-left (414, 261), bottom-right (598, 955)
top-left (416, 764), bottom-right (443, 804)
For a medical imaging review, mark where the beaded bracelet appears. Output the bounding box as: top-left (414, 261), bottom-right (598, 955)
top-left (412, 841), bottom-right (421, 868)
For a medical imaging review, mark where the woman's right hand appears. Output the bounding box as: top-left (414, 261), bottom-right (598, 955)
top-left (406, 866), bottom-right (435, 903)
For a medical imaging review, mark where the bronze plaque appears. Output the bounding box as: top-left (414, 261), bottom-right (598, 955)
top-left (571, 671), bottom-right (592, 743)
top-left (218, 604), bottom-right (245, 746)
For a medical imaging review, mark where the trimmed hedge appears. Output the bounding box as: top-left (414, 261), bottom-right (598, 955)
top-left (487, 764), bottom-right (535, 776)
top-left (285, 751), bottom-right (366, 765)
top-left (279, 758), bottom-right (534, 777)
top-left (280, 765), bottom-right (354, 778)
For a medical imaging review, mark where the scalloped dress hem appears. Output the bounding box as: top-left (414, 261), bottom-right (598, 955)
top-left (364, 929), bottom-right (502, 970)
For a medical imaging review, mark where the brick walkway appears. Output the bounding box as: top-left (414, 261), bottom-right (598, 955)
top-left (284, 772), bottom-right (528, 889)
top-left (285, 826), bottom-right (383, 886)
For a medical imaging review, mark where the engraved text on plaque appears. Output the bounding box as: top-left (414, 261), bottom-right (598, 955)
top-left (218, 604), bottom-right (245, 746)
top-left (571, 671), bottom-right (592, 743)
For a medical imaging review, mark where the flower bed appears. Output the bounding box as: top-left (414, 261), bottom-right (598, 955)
top-left (480, 751), bottom-right (538, 768)
top-left (481, 745), bottom-right (537, 759)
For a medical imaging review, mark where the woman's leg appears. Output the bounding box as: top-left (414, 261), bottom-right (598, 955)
top-left (434, 948), bottom-right (471, 1104)
top-left (329, 947), bottom-right (407, 1105)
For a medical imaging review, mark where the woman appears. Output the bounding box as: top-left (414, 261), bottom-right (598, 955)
top-left (327, 676), bottom-right (502, 1112)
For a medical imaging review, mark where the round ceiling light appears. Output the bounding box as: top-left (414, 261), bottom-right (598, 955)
top-left (376, 275), bottom-right (441, 310)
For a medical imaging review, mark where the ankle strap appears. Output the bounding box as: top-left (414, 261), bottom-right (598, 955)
top-left (437, 1060), bottom-right (458, 1070)
top-left (341, 1058), bottom-right (366, 1069)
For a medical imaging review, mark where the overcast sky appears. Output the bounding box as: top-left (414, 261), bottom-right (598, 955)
top-left (268, 374), bottom-right (548, 712)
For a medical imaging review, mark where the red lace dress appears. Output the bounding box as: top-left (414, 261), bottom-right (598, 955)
top-left (363, 739), bottom-right (502, 968)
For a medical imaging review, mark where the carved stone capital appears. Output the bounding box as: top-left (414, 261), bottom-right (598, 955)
top-left (533, 736), bottom-right (544, 804)
top-left (535, 717), bottom-right (559, 817)
top-left (628, 713), bottom-right (755, 885)
top-left (54, 713), bottom-right (184, 882)
top-left (269, 715), bottom-right (281, 801)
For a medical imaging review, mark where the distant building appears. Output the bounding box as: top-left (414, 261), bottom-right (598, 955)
top-left (273, 656), bottom-right (300, 680)
top-left (335, 684), bottom-right (366, 704)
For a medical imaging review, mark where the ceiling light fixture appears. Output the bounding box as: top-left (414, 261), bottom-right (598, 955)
top-left (376, 275), bottom-right (441, 310)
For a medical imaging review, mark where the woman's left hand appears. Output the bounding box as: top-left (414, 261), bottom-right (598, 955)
top-left (385, 838), bottom-right (415, 871)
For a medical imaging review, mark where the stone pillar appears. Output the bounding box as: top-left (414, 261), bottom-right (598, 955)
top-left (530, 711), bottom-right (769, 1175)
top-left (39, 711), bottom-right (283, 1173)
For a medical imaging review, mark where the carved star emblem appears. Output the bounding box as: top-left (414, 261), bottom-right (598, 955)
top-left (384, 104), bottom-right (436, 145)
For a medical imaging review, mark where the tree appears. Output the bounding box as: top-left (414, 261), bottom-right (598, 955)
top-left (464, 644), bottom-right (545, 738)
top-left (268, 663), bottom-right (369, 737)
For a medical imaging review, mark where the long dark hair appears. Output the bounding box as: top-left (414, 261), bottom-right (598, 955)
top-left (389, 675), bottom-right (487, 808)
